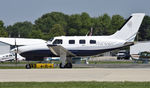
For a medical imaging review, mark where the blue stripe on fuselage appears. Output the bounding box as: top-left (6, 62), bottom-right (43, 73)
top-left (20, 48), bottom-right (119, 61)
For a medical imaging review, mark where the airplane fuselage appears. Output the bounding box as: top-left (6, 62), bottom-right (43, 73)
top-left (48, 36), bottom-right (126, 56)
top-left (19, 36), bottom-right (127, 60)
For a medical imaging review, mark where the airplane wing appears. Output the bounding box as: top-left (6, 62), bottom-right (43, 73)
top-left (47, 44), bottom-right (76, 57)
top-left (0, 38), bottom-right (46, 46)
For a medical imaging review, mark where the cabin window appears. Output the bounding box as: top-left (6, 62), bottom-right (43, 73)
top-left (53, 39), bottom-right (62, 44)
top-left (69, 40), bottom-right (75, 44)
top-left (90, 40), bottom-right (96, 44)
top-left (79, 40), bottom-right (85, 44)
top-left (9, 55), bottom-right (13, 57)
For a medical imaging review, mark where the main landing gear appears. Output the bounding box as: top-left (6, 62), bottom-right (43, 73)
top-left (59, 56), bottom-right (73, 68)
top-left (59, 63), bottom-right (72, 68)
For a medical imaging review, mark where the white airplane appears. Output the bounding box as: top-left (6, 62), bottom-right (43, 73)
top-left (0, 53), bottom-right (25, 62)
top-left (17, 13), bottom-right (145, 68)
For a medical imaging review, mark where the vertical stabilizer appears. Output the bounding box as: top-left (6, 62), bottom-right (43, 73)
top-left (111, 13), bottom-right (145, 42)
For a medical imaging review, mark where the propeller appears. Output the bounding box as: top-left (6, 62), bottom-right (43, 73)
top-left (14, 38), bottom-right (18, 63)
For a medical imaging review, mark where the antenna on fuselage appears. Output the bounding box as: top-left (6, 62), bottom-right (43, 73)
top-left (86, 27), bottom-right (93, 36)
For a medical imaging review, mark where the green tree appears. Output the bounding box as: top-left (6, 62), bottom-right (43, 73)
top-left (79, 28), bottom-right (89, 35)
top-left (49, 24), bottom-right (65, 38)
top-left (34, 12), bottom-right (68, 33)
top-left (0, 20), bottom-right (8, 37)
top-left (29, 29), bottom-right (43, 39)
top-left (93, 14), bottom-right (111, 35)
top-left (67, 28), bottom-right (78, 36)
top-left (68, 14), bottom-right (82, 30)
top-left (4, 12), bottom-right (150, 41)
top-left (7, 21), bottom-right (33, 38)
top-left (110, 15), bottom-right (125, 34)
top-left (81, 12), bottom-right (92, 28)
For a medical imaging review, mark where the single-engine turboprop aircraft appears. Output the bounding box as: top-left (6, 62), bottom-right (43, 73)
top-left (18, 13), bottom-right (145, 68)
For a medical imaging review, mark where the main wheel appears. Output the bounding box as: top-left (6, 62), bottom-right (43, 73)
top-left (117, 57), bottom-right (120, 60)
top-left (59, 63), bottom-right (64, 68)
top-left (64, 63), bottom-right (72, 68)
top-left (26, 64), bottom-right (31, 69)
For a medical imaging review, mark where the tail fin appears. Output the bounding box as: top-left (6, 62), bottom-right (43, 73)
top-left (110, 13), bottom-right (145, 42)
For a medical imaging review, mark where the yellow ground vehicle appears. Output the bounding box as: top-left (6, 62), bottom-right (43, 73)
top-left (26, 62), bottom-right (54, 69)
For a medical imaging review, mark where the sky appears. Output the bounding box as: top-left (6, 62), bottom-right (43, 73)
top-left (0, 0), bottom-right (149, 26)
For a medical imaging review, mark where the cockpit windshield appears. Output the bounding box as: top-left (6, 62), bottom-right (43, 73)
top-left (53, 39), bottom-right (63, 45)
top-left (48, 38), bottom-right (54, 42)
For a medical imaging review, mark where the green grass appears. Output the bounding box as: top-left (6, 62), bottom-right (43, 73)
top-left (0, 60), bottom-right (140, 65)
top-left (0, 66), bottom-right (25, 69)
top-left (88, 61), bottom-right (135, 64)
top-left (0, 61), bottom-right (37, 64)
top-left (0, 82), bottom-right (150, 88)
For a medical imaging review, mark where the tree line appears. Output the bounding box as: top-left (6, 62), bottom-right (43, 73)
top-left (0, 12), bottom-right (150, 41)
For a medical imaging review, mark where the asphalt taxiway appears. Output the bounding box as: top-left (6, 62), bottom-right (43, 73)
top-left (0, 68), bottom-right (150, 82)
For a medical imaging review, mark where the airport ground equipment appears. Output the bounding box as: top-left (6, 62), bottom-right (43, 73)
top-left (131, 51), bottom-right (150, 63)
top-left (25, 62), bottom-right (54, 69)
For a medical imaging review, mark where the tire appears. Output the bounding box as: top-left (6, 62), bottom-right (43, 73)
top-left (59, 63), bottom-right (72, 68)
top-left (125, 57), bottom-right (129, 60)
top-left (59, 63), bottom-right (64, 68)
top-left (117, 57), bottom-right (120, 60)
top-left (26, 64), bottom-right (31, 69)
top-left (65, 63), bottom-right (72, 68)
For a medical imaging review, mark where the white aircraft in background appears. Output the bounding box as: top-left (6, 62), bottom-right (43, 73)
top-left (0, 38), bottom-right (46, 62)
top-left (17, 13), bottom-right (145, 68)
top-left (0, 53), bottom-right (25, 62)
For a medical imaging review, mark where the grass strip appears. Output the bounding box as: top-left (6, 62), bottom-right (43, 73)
top-left (0, 82), bottom-right (150, 88)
